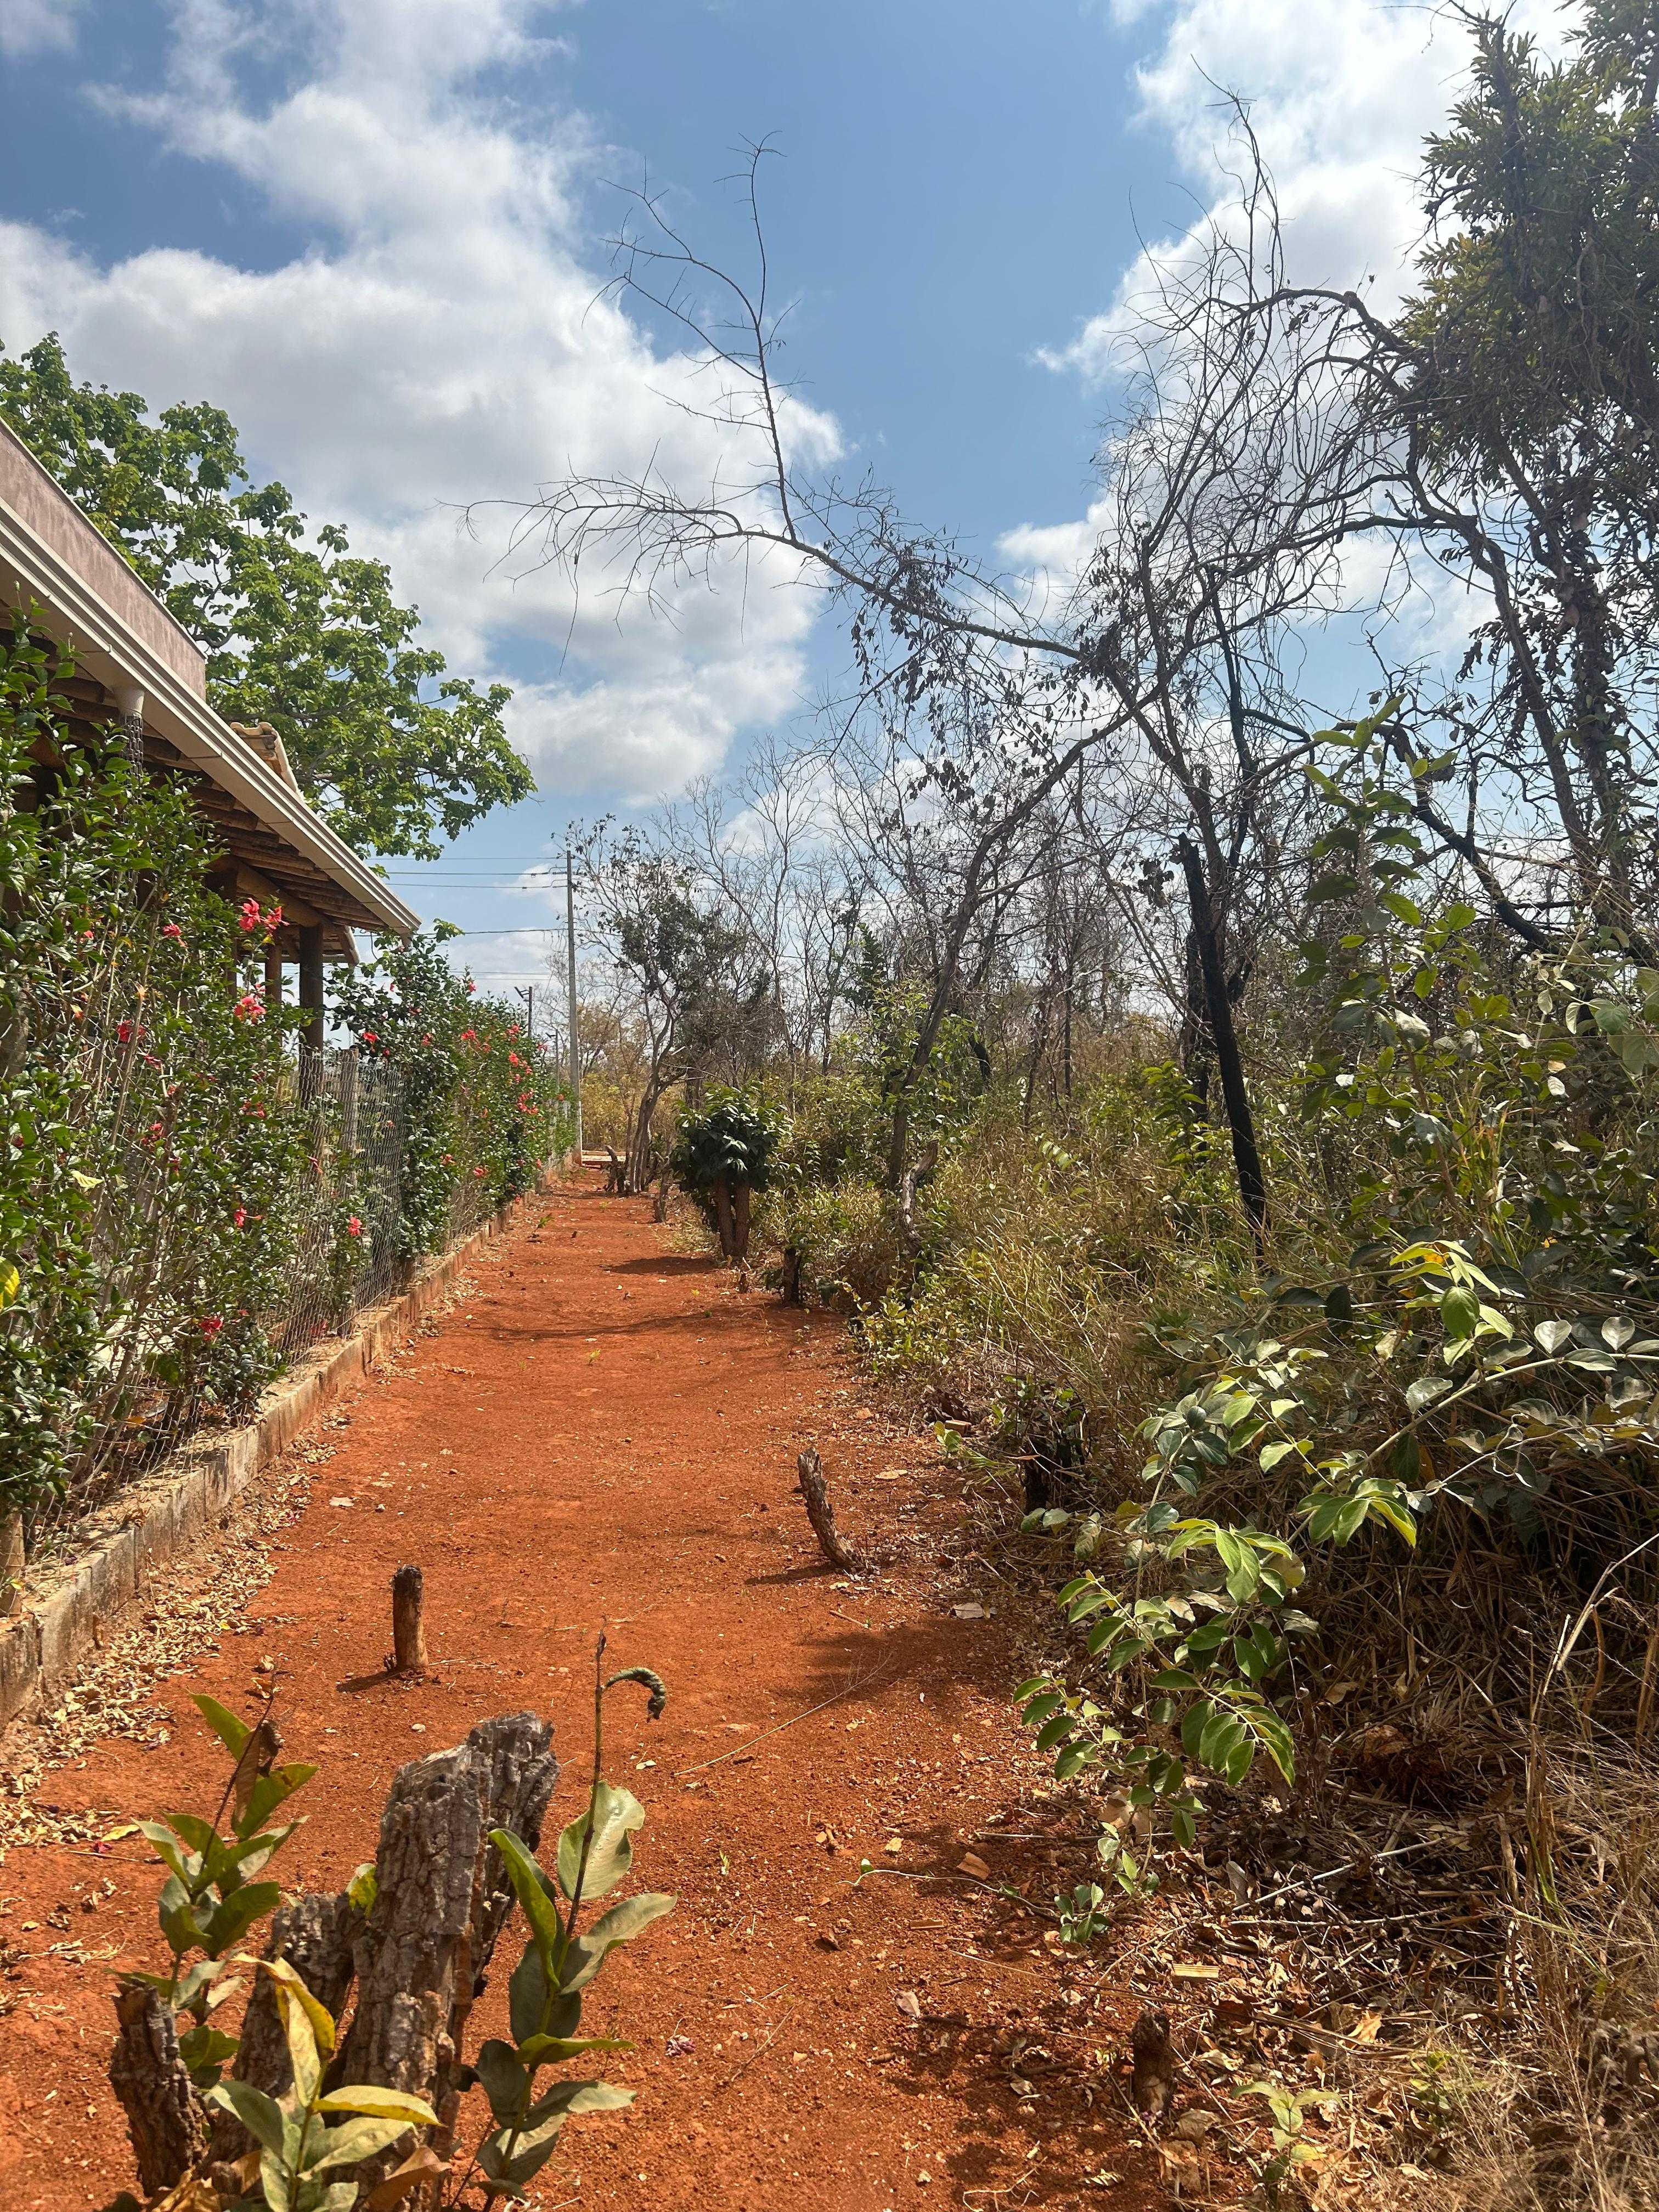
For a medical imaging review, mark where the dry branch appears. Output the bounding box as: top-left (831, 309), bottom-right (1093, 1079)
top-left (796, 1447), bottom-right (862, 1574)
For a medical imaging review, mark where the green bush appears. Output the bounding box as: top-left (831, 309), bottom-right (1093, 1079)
top-left (668, 1086), bottom-right (782, 1260)
top-left (333, 930), bottom-right (573, 1259)
top-left (0, 618), bottom-right (307, 1517)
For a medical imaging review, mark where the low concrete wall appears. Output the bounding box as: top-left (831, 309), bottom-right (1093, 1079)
top-left (0, 1172), bottom-right (560, 1738)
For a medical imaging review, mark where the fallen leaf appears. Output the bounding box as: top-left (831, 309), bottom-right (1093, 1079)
top-left (958, 1851), bottom-right (992, 1881)
top-left (895, 1989), bottom-right (923, 2024)
top-left (951, 1602), bottom-right (986, 1620)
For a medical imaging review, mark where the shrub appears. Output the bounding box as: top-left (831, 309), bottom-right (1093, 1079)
top-left (0, 618), bottom-right (308, 1521)
top-left (668, 1086), bottom-right (783, 1260)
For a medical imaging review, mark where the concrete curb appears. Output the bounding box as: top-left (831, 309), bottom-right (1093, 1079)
top-left (0, 1170), bottom-right (562, 1737)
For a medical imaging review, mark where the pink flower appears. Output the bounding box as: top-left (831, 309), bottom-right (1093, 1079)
top-left (81, 927), bottom-right (97, 943)
top-left (161, 922), bottom-right (183, 941)
top-left (465, 979), bottom-right (475, 993)
top-left (233, 1206), bottom-right (247, 1228)
top-left (420, 1032), bottom-right (432, 1046)
top-left (233, 992), bottom-right (264, 1022)
top-left (239, 898), bottom-right (263, 933)
top-left (508, 1052), bottom-right (521, 1067)
top-left (346, 1215), bottom-right (362, 1237)
top-left (472, 1165), bottom-right (487, 1179)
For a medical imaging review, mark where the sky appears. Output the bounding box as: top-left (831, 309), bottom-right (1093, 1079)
top-left (0, 0), bottom-right (1559, 1001)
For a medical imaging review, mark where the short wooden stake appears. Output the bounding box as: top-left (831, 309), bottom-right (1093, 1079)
top-left (391, 1564), bottom-right (427, 1674)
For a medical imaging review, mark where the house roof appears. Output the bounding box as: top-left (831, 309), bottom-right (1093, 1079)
top-left (0, 416), bottom-right (418, 947)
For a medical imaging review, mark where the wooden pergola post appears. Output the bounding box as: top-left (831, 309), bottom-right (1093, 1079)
top-left (298, 924), bottom-right (324, 1098)
top-left (263, 944), bottom-right (283, 1013)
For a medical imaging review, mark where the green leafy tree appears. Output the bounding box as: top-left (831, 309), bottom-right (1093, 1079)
top-left (0, 334), bottom-right (531, 858)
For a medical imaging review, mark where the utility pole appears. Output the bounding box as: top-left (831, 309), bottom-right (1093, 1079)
top-left (565, 848), bottom-right (583, 1159)
top-left (515, 984), bottom-right (535, 1040)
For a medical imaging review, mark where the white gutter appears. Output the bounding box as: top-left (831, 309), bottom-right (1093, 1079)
top-left (0, 495), bottom-right (419, 941)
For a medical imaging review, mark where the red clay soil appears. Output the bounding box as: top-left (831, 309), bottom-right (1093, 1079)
top-left (0, 1178), bottom-right (1165, 2212)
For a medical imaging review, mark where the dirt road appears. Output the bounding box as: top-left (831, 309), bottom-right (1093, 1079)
top-left (0, 1178), bottom-right (1160, 2210)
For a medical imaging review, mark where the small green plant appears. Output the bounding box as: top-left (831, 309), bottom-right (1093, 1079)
top-left (1245, 2079), bottom-right (1336, 2202)
top-left (208, 1956), bottom-right (437, 2211)
top-left (1052, 1881), bottom-right (1113, 1942)
top-left (453, 1646), bottom-right (674, 2203)
top-left (118, 1692), bottom-right (314, 2087)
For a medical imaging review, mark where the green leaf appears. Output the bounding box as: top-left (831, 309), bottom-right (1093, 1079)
top-left (206, 2079), bottom-right (288, 2159)
top-left (522, 2079), bottom-right (636, 2128)
top-left (555, 1781), bottom-right (645, 1904)
top-left (177, 2023), bottom-right (240, 2078)
top-left (489, 1829), bottom-right (565, 1980)
top-left (347, 1862), bottom-right (379, 1915)
top-left (306, 2116), bottom-right (419, 2173)
top-left (204, 1881), bottom-right (283, 1956)
top-left (473, 2038), bottom-right (529, 2125)
top-left (517, 2033), bottom-right (633, 2068)
top-left (192, 1693), bottom-right (252, 1758)
top-left (560, 1892), bottom-right (675, 1994)
top-left (235, 1763), bottom-right (316, 1840)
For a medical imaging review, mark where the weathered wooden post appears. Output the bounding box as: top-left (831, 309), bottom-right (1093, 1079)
top-left (391, 1564), bottom-right (427, 1674)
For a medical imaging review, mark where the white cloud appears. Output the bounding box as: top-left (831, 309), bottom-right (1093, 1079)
top-left (0, 0), bottom-right (84, 57)
top-left (1042, 0), bottom-right (1564, 386)
top-left (0, 0), bottom-right (837, 805)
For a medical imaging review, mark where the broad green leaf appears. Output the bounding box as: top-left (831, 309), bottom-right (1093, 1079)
top-left (522, 2079), bottom-right (635, 2127)
top-left (560, 1892), bottom-right (675, 1994)
top-left (192, 1693), bottom-right (252, 1758)
top-left (206, 2078), bottom-right (288, 2159)
top-left (489, 1829), bottom-right (565, 1980)
top-left (305, 2116), bottom-right (417, 2174)
top-left (235, 1763), bottom-right (316, 1840)
top-left (205, 1881), bottom-right (282, 1956)
top-left (473, 2038), bottom-right (529, 2125)
top-left (555, 1781), bottom-right (645, 1904)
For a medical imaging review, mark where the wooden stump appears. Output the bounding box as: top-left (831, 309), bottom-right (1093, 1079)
top-left (109, 1981), bottom-right (204, 2196)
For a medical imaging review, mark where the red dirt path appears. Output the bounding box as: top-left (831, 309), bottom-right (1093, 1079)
top-left (0, 1178), bottom-right (1161, 2211)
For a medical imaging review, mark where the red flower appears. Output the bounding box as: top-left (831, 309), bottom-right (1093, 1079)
top-left (465, 979), bottom-right (475, 992)
top-left (239, 898), bottom-right (263, 933)
top-left (509, 1052), bottom-right (521, 1066)
top-left (196, 1314), bottom-right (224, 1338)
top-left (346, 1215), bottom-right (363, 1238)
top-left (233, 1206), bottom-right (247, 1228)
top-left (116, 1020), bottom-right (133, 1043)
top-left (161, 922), bottom-right (183, 941)
top-left (364, 1030), bottom-right (379, 1045)
top-left (233, 992), bottom-right (264, 1022)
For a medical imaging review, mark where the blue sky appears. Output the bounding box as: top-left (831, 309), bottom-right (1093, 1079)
top-left (0, 0), bottom-right (1532, 993)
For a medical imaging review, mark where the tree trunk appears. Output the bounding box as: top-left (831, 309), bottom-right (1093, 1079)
top-left (1176, 835), bottom-right (1267, 1246)
top-left (712, 1178), bottom-right (736, 1259)
top-left (730, 1182), bottom-right (751, 1262)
